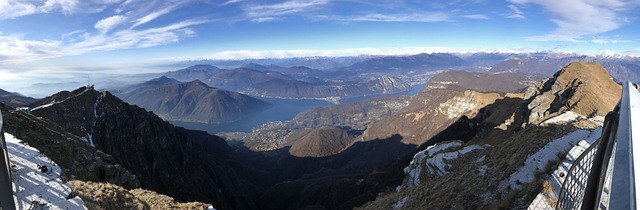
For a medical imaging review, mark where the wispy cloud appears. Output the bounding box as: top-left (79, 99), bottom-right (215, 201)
top-left (317, 12), bottom-right (451, 23)
top-left (95, 15), bottom-right (128, 34)
top-left (462, 14), bottom-right (490, 20)
top-left (131, 2), bottom-right (189, 29)
top-left (506, 5), bottom-right (525, 19)
top-left (222, 0), bottom-right (243, 6)
top-left (510, 0), bottom-right (639, 42)
top-left (243, 0), bottom-right (329, 21)
top-left (0, 0), bottom-right (122, 19)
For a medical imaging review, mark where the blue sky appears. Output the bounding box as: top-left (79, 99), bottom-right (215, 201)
top-left (1, 0), bottom-right (640, 93)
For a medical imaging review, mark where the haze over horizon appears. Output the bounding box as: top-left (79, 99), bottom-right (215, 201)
top-left (1, 0), bottom-right (640, 95)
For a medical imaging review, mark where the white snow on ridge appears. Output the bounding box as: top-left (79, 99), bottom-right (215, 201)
top-left (542, 111), bottom-right (579, 125)
top-left (30, 103), bottom-right (54, 112)
top-left (5, 133), bottom-right (86, 210)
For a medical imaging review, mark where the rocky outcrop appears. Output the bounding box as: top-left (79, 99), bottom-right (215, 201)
top-left (118, 79), bottom-right (271, 123)
top-left (524, 62), bottom-right (621, 123)
top-left (28, 86), bottom-right (259, 210)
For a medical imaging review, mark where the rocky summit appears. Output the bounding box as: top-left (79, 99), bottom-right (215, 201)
top-left (525, 62), bottom-right (621, 123)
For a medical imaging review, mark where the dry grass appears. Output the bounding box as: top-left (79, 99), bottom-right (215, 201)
top-left (69, 180), bottom-right (210, 210)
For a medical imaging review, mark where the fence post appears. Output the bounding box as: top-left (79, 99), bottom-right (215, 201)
top-left (0, 110), bottom-right (16, 210)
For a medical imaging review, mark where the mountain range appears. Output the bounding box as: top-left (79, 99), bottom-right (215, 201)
top-left (240, 76), bottom-right (412, 100)
top-left (0, 59), bottom-right (630, 210)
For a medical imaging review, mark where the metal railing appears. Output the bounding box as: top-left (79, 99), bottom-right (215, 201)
top-left (0, 110), bottom-right (16, 209)
top-left (557, 81), bottom-right (640, 210)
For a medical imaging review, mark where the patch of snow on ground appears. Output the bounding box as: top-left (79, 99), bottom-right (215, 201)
top-left (527, 127), bottom-right (601, 209)
top-left (542, 111), bottom-right (579, 125)
top-left (5, 133), bottom-right (87, 209)
top-left (499, 128), bottom-right (600, 194)
top-left (392, 196), bottom-right (408, 209)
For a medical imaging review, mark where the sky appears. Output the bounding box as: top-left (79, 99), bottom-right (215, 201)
top-left (1, 0), bottom-right (640, 95)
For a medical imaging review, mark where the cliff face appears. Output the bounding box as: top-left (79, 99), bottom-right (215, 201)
top-left (29, 87), bottom-right (259, 210)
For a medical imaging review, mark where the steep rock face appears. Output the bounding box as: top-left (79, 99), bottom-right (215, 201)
top-left (241, 76), bottom-right (412, 99)
top-left (425, 70), bottom-right (546, 93)
top-left (29, 87), bottom-right (259, 210)
top-left (524, 62), bottom-right (621, 123)
top-left (363, 85), bottom-right (502, 145)
top-left (288, 127), bottom-right (357, 157)
top-left (1, 104), bottom-right (139, 188)
top-left (118, 79), bottom-right (271, 123)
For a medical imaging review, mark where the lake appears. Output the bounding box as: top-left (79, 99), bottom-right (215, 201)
top-left (171, 83), bottom-right (425, 134)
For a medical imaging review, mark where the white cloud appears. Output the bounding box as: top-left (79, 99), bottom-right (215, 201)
top-left (95, 15), bottom-right (128, 33)
top-left (0, 19), bottom-right (205, 65)
top-left (339, 12), bottom-right (451, 22)
top-left (244, 0), bottom-right (329, 21)
top-left (131, 2), bottom-right (187, 29)
top-left (222, 0), bottom-right (243, 6)
top-left (506, 5), bottom-right (525, 19)
top-left (204, 47), bottom-right (455, 60)
top-left (462, 14), bottom-right (490, 20)
top-left (591, 38), bottom-right (632, 44)
top-left (510, 0), bottom-right (639, 42)
top-left (0, 0), bottom-right (123, 19)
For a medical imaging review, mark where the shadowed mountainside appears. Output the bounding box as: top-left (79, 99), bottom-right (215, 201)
top-left (28, 87), bottom-right (262, 210)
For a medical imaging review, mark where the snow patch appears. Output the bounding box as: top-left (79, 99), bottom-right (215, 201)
top-left (392, 196), bottom-right (408, 209)
top-left (30, 103), bottom-right (55, 112)
top-left (5, 133), bottom-right (86, 209)
top-left (498, 128), bottom-right (600, 193)
top-left (542, 111), bottom-right (579, 125)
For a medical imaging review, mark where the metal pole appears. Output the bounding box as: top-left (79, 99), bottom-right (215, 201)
top-left (0, 110), bottom-right (16, 210)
